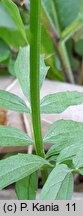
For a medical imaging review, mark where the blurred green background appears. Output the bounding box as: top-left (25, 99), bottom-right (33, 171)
top-left (0, 0), bottom-right (83, 85)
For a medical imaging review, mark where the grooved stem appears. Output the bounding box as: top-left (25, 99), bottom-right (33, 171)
top-left (30, 0), bottom-right (45, 158)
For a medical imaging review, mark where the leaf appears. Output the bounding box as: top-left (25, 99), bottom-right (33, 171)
top-left (80, 0), bottom-right (83, 12)
top-left (66, 40), bottom-right (79, 71)
top-left (42, 0), bottom-right (57, 32)
top-left (54, 0), bottom-right (80, 30)
top-left (42, 0), bottom-right (80, 33)
top-left (73, 150), bottom-right (83, 175)
top-left (41, 23), bottom-right (55, 55)
top-left (40, 164), bottom-right (73, 200)
top-left (2, 0), bottom-right (27, 43)
top-left (73, 28), bottom-right (83, 42)
top-left (8, 58), bottom-right (16, 76)
top-left (40, 55), bottom-right (50, 89)
top-left (15, 46), bottom-right (49, 101)
top-left (0, 2), bottom-right (16, 29)
top-left (41, 10), bottom-right (63, 82)
top-left (16, 172), bottom-right (38, 200)
top-left (0, 28), bottom-right (27, 49)
top-left (0, 39), bottom-right (10, 63)
top-left (44, 120), bottom-right (83, 158)
top-left (75, 39), bottom-right (83, 56)
top-left (57, 144), bottom-right (83, 165)
top-left (0, 126), bottom-right (33, 146)
top-left (40, 91), bottom-right (83, 114)
top-left (61, 16), bottom-right (83, 42)
top-left (15, 46), bottom-right (30, 100)
top-left (0, 2), bottom-right (27, 48)
top-left (0, 90), bottom-right (30, 113)
top-left (48, 155), bottom-right (58, 163)
top-left (0, 154), bottom-right (50, 190)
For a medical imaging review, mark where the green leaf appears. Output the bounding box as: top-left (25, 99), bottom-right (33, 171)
top-left (43, 31), bottom-right (64, 81)
top-left (15, 46), bottom-right (30, 100)
top-left (16, 172), bottom-right (38, 200)
top-left (42, 0), bottom-right (80, 33)
top-left (73, 150), bottom-right (83, 174)
top-left (75, 39), bottom-right (83, 56)
top-left (40, 55), bottom-right (50, 89)
top-left (0, 90), bottom-right (30, 113)
top-left (61, 16), bottom-right (83, 42)
top-left (54, 0), bottom-right (80, 30)
top-left (48, 155), bottom-right (58, 163)
top-left (40, 91), bottom-right (83, 114)
top-left (15, 46), bottom-right (49, 101)
top-left (0, 2), bottom-right (16, 29)
top-left (57, 144), bottom-right (83, 165)
top-left (0, 126), bottom-right (33, 146)
top-left (8, 58), bottom-right (16, 76)
top-left (0, 28), bottom-right (27, 49)
top-left (73, 28), bottom-right (83, 42)
top-left (41, 23), bottom-right (55, 55)
top-left (0, 39), bottom-right (10, 63)
top-left (0, 154), bottom-right (50, 190)
top-left (42, 0), bottom-right (57, 33)
top-left (0, 2), bottom-right (27, 48)
top-left (44, 120), bottom-right (83, 158)
top-left (40, 164), bottom-right (73, 200)
top-left (66, 40), bottom-right (79, 71)
top-left (2, 0), bottom-right (27, 43)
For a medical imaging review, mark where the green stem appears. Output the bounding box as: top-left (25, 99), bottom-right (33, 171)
top-left (50, 0), bottom-right (74, 83)
top-left (58, 41), bottom-right (75, 83)
top-left (49, 27), bottom-right (75, 83)
top-left (51, 0), bottom-right (61, 36)
top-left (30, 0), bottom-right (45, 158)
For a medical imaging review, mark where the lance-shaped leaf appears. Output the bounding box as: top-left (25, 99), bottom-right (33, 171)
top-left (0, 154), bottom-right (51, 190)
top-left (44, 120), bottom-right (83, 158)
top-left (0, 90), bottom-right (30, 113)
top-left (40, 164), bottom-right (73, 200)
top-left (0, 126), bottom-right (33, 146)
top-left (73, 150), bottom-right (83, 175)
top-left (56, 147), bottom-right (77, 165)
top-left (40, 91), bottom-right (83, 114)
top-left (16, 172), bottom-right (38, 200)
top-left (2, 0), bottom-right (27, 43)
top-left (57, 145), bottom-right (83, 165)
top-left (15, 46), bottom-right (49, 101)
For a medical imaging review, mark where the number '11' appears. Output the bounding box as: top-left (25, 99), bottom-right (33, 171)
top-left (66, 203), bottom-right (76, 211)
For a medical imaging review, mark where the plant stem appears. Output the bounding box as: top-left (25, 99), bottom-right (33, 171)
top-left (58, 41), bottom-right (75, 83)
top-left (50, 0), bottom-right (74, 83)
top-left (30, 0), bottom-right (45, 158)
top-left (51, 0), bottom-right (61, 36)
top-left (49, 26), bottom-right (75, 83)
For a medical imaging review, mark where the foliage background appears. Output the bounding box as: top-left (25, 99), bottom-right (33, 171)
top-left (0, 0), bottom-right (83, 84)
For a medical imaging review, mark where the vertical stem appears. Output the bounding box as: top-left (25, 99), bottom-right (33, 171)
top-left (51, 0), bottom-right (74, 83)
top-left (51, 0), bottom-right (61, 36)
top-left (49, 27), bottom-right (75, 83)
top-left (30, 0), bottom-right (45, 158)
top-left (58, 41), bottom-right (75, 83)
